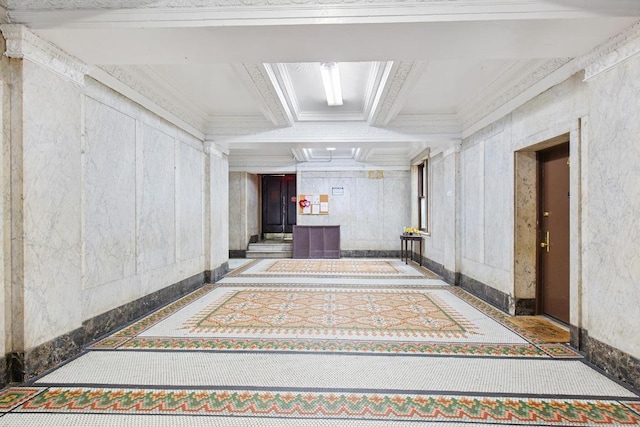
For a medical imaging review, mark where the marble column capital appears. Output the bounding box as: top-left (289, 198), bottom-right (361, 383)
top-left (204, 141), bottom-right (229, 158)
top-left (0, 24), bottom-right (89, 85)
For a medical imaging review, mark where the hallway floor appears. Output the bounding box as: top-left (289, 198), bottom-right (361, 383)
top-left (1, 258), bottom-right (638, 426)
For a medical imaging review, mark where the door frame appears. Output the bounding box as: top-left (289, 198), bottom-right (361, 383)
top-left (513, 122), bottom-right (584, 339)
top-left (260, 173), bottom-right (297, 239)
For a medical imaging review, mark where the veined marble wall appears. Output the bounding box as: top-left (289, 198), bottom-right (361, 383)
top-left (0, 37), bottom-right (8, 384)
top-left (430, 54), bottom-right (639, 361)
top-left (21, 60), bottom-right (83, 348)
top-left (584, 53), bottom-right (640, 358)
top-left (208, 147), bottom-right (229, 268)
top-left (9, 58), bottom-right (210, 352)
top-left (228, 172), bottom-right (259, 251)
top-left (297, 170), bottom-right (410, 251)
top-left (81, 80), bottom-right (207, 322)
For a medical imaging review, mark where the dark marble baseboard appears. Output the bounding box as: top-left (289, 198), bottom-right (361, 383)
top-left (0, 354), bottom-right (6, 388)
top-left (229, 250), bottom-right (246, 258)
top-left (8, 266), bottom-right (227, 384)
top-left (575, 328), bottom-right (640, 392)
top-left (207, 263), bottom-right (228, 283)
top-left (515, 298), bottom-right (536, 315)
top-left (341, 250), bottom-right (400, 258)
top-left (458, 274), bottom-right (511, 314)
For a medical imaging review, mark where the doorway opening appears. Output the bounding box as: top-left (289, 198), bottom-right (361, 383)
top-left (261, 174), bottom-right (297, 241)
top-left (536, 142), bottom-right (570, 324)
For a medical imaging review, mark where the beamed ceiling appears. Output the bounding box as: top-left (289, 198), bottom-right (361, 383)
top-left (2, 1), bottom-right (640, 171)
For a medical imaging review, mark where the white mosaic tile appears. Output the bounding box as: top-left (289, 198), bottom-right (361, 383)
top-left (35, 352), bottom-right (637, 398)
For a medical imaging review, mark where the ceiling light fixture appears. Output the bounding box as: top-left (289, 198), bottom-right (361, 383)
top-left (326, 147), bottom-right (337, 151)
top-left (320, 62), bottom-right (343, 106)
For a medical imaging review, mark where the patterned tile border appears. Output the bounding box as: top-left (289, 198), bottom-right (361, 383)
top-left (538, 343), bottom-right (582, 358)
top-left (10, 387), bottom-right (640, 425)
top-left (0, 388), bottom-right (43, 411)
top-left (224, 259), bottom-right (437, 280)
top-left (117, 337), bottom-right (549, 357)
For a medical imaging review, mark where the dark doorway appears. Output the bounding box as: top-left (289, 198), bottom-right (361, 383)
top-left (537, 143), bottom-right (570, 324)
top-left (261, 174), bottom-right (297, 237)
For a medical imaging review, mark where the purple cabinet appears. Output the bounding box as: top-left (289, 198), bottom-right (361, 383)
top-left (292, 225), bottom-right (341, 259)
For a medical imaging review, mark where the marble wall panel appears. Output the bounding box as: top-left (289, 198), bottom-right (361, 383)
top-left (139, 123), bottom-right (176, 272)
top-left (22, 62), bottom-right (83, 347)
top-left (583, 54), bottom-right (640, 358)
top-left (178, 143), bottom-right (203, 261)
top-left (247, 173), bottom-right (259, 239)
top-left (84, 97), bottom-right (137, 289)
top-left (209, 151), bottom-right (229, 267)
top-left (483, 130), bottom-right (513, 272)
top-left (430, 158), bottom-right (445, 252)
top-left (443, 151), bottom-right (460, 273)
top-left (0, 41), bottom-right (7, 371)
top-left (298, 170), bottom-right (409, 251)
top-left (461, 142), bottom-right (485, 264)
top-left (228, 172), bottom-right (244, 250)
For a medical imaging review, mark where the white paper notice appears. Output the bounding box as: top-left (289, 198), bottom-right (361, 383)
top-left (320, 202), bottom-right (329, 212)
top-left (312, 204), bottom-right (320, 214)
top-left (312, 195), bottom-right (320, 204)
top-left (303, 206), bottom-right (311, 214)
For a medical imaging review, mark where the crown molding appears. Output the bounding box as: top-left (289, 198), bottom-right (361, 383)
top-left (459, 58), bottom-right (571, 131)
top-left (370, 61), bottom-right (427, 126)
top-left (582, 19), bottom-right (640, 81)
top-left (212, 121), bottom-right (428, 145)
top-left (387, 114), bottom-right (461, 136)
top-left (459, 58), bottom-right (572, 138)
top-left (232, 63), bottom-right (293, 127)
top-left (0, 24), bottom-right (89, 85)
top-left (204, 141), bottom-right (229, 157)
top-left (9, 1), bottom-right (640, 28)
top-left (95, 65), bottom-right (206, 135)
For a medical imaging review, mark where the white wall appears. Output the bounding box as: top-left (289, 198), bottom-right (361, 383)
top-left (423, 54), bottom-right (639, 360)
top-left (8, 57), bottom-right (217, 352)
top-left (81, 79), bottom-right (207, 324)
top-left (228, 172), bottom-right (259, 251)
top-left (297, 169), bottom-right (410, 251)
top-left (583, 53), bottom-right (640, 358)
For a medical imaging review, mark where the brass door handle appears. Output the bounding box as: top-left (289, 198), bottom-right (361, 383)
top-left (540, 231), bottom-right (550, 252)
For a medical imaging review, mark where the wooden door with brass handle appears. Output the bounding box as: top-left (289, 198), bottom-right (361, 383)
top-left (538, 143), bottom-right (570, 324)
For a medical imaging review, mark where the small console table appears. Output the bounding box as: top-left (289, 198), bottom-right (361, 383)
top-left (400, 234), bottom-right (422, 266)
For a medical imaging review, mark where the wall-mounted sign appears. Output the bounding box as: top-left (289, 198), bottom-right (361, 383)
top-left (332, 187), bottom-right (344, 196)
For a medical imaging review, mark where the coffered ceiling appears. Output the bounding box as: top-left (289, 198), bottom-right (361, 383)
top-left (2, 0), bottom-right (640, 171)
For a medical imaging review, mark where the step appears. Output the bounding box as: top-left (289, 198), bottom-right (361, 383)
top-left (248, 244), bottom-right (293, 252)
top-left (246, 250), bottom-right (293, 259)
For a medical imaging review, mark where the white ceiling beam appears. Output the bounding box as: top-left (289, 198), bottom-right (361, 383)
top-left (9, 1), bottom-right (640, 29)
top-left (231, 63), bottom-right (294, 127)
top-left (369, 61), bottom-right (427, 126)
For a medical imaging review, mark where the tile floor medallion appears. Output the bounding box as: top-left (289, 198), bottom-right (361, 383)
top-left (2, 258), bottom-right (637, 426)
top-left (224, 258), bottom-right (439, 279)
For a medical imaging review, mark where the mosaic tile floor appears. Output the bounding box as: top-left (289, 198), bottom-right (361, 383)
top-left (1, 258), bottom-right (638, 426)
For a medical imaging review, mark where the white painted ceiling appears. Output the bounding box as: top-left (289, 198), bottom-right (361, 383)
top-left (4, 1), bottom-right (640, 171)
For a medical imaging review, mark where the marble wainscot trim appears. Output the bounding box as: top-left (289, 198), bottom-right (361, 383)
top-left (418, 253), bottom-right (534, 316)
top-left (8, 266), bottom-right (226, 384)
top-left (0, 356), bottom-right (6, 388)
top-left (340, 250), bottom-right (400, 258)
top-left (573, 328), bottom-right (640, 392)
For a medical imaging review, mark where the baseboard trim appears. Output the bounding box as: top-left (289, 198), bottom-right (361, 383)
top-left (6, 265), bottom-right (227, 386)
top-left (341, 250), bottom-right (400, 258)
top-left (229, 250), bottom-right (246, 258)
top-left (575, 328), bottom-right (640, 392)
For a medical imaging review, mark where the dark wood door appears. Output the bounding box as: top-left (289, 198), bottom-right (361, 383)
top-left (538, 143), bottom-right (570, 323)
top-left (262, 175), bottom-right (296, 235)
